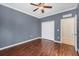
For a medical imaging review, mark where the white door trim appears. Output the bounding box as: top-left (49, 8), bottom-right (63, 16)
top-left (75, 14), bottom-right (77, 51)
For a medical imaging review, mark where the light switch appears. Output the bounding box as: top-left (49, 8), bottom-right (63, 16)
top-left (57, 29), bottom-right (59, 31)
top-left (57, 36), bottom-right (59, 39)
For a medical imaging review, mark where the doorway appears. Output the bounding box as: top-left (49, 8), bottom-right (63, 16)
top-left (61, 15), bottom-right (77, 50)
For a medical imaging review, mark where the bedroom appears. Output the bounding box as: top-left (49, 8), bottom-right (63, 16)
top-left (0, 3), bottom-right (78, 56)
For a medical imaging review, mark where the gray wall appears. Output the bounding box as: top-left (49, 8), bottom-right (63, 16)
top-left (41, 9), bottom-right (76, 42)
top-left (0, 5), bottom-right (41, 48)
top-left (77, 4), bottom-right (79, 49)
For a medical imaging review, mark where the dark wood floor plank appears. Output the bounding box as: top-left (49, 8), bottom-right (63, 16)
top-left (0, 39), bottom-right (78, 56)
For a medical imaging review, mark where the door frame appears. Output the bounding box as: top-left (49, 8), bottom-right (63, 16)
top-left (60, 15), bottom-right (77, 51)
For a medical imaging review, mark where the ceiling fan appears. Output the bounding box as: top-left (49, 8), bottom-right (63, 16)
top-left (30, 3), bottom-right (52, 13)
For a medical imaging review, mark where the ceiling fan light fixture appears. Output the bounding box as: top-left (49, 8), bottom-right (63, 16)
top-left (39, 7), bottom-right (44, 10)
top-left (30, 3), bottom-right (52, 13)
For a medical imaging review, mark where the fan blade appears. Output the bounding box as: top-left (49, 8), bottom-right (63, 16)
top-left (33, 8), bottom-right (39, 12)
top-left (41, 9), bottom-right (44, 13)
top-left (30, 3), bottom-right (38, 6)
top-left (38, 3), bottom-right (41, 5)
top-left (44, 6), bottom-right (52, 8)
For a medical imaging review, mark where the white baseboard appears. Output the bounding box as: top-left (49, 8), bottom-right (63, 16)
top-left (0, 37), bottom-right (67, 51)
top-left (0, 37), bottom-right (42, 50)
top-left (40, 37), bottom-right (61, 43)
top-left (53, 40), bottom-right (61, 43)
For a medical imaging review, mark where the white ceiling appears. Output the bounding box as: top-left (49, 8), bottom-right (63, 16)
top-left (1, 3), bottom-right (78, 18)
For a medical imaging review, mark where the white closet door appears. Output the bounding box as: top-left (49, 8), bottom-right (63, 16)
top-left (41, 21), bottom-right (55, 41)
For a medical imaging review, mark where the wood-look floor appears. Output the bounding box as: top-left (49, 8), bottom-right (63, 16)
top-left (0, 39), bottom-right (78, 56)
